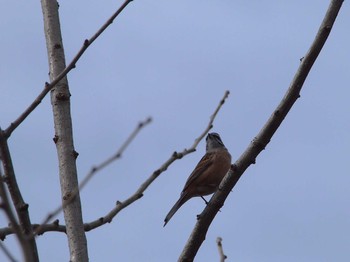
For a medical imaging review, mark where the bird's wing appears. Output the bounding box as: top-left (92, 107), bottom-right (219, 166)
top-left (182, 152), bottom-right (215, 192)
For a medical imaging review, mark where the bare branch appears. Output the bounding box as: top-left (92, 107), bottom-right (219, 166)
top-left (0, 131), bottom-right (39, 261)
top-left (191, 90), bottom-right (230, 149)
top-left (0, 241), bottom-right (18, 262)
top-left (0, 158), bottom-right (26, 262)
top-left (0, 220), bottom-right (66, 238)
top-left (0, 171), bottom-right (21, 240)
top-left (41, 0), bottom-right (89, 259)
top-left (178, 1), bottom-right (344, 261)
top-left (4, 0), bottom-right (134, 137)
top-left (216, 237), bottom-right (227, 262)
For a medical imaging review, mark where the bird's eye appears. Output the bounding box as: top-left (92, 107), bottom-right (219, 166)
top-left (211, 133), bottom-right (219, 139)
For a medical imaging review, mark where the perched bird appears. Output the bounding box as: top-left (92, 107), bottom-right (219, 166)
top-left (164, 132), bottom-right (231, 226)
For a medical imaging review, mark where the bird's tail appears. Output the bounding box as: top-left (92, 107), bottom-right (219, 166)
top-left (164, 193), bottom-right (189, 227)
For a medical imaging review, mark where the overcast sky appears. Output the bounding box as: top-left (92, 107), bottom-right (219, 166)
top-left (1, 0), bottom-right (349, 261)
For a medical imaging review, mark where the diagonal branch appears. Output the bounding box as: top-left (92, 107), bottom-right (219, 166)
top-left (0, 159), bottom-right (28, 262)
top-left (178, 0), bottom-right (344, 261)
top-left (191, 91), bottom-right (230, 149)
top-left (0, 171), bottom-right (21, 242)
top-left (4, 0), bottom-right (134, 137)
top-left (0, 130), bottom-right (39, 261)
top-left (0, 241), bottom-right (17, 262)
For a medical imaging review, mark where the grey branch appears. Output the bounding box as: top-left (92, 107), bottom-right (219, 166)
top-left (0, 161), bottom-right (23, 261)
top-left (178, 0), bottom-right (344, 261)
top-left (0, 131), bottom-right (39, 261)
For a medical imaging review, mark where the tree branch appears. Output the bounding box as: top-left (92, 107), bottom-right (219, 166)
top-left (178, 1), bottom-right (344, 261)
top-left (4, 0), bottom-right (134, 137)
top-left (0, 159), bottom-right (27, 262)
top-left (0, 241), bottom-right (17, 262)
top-left (0, 172), bottom-right (21, 242)
top-left (0, 130), bottom-right (39, 261)
top-left (41, 0), bottom-right (88, 260)
top-left (216, 237), bottom-right (227, 262)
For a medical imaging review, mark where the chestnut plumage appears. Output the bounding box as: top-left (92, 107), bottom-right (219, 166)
top-left (164, 133), bottom-right (231, 226)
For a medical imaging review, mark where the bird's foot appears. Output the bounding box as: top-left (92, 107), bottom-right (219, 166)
top-left (200, 196), bottom-right (209, 205)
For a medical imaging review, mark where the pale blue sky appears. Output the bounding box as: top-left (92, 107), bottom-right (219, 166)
top-left (1, 1), bottom-right (349, 261)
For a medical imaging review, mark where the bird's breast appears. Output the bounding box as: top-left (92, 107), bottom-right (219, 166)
top-left (189, 150), bottom-right (231, 196)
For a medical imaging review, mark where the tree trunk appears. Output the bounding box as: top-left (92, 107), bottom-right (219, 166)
top-left (41, 0), bottom-right (89, 261)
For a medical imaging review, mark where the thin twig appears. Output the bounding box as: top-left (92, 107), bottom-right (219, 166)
top-left (33, 117), bottom-right (152, 235)
top-left (216, 237), bottom-right (227, 262)
top-left (80, 117), bottom-right (153, 190)
top-left (191, 91), bottom-right (230, 148)
top-left (4, 0), bottom-right (134, 137)
top-left (0, 241), bottom-right (18, 262)
top-left (178, 1), bottom-right (344, 261)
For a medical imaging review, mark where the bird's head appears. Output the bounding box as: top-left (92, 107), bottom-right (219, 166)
top-left (206, 132), bottom-right (226, 151)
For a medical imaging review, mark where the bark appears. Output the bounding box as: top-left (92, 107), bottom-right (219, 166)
top-left (0, 135), bottom-right (39, 262)
top-left (40, 0), bottom-right (88, 261)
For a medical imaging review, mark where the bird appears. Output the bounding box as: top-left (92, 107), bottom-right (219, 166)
top-left (164, 132), bottom-right (231, 226)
